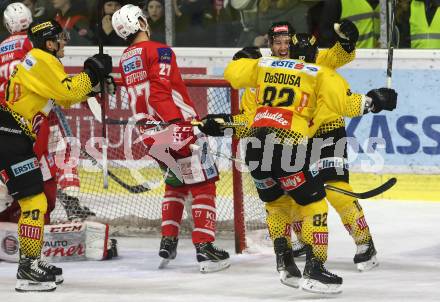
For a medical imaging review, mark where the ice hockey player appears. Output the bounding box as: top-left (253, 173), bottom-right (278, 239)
top-left (0, 18), bottom-right (112, 291)
top-left (290, 31), bottom-right (379, 272)
top-left (0, 2), bottom-right (94, 222)
top-left (112, 4), bottom-right (229, 273)
top-left (198, 34), bottom-right (397, 294)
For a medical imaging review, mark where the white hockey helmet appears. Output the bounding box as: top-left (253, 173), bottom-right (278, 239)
top-left (3, 2), bottom-right (33, 34)
top-left (112, 4), bottom-right (149, 40)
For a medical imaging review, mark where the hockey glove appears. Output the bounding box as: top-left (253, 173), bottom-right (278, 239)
top-left (233, 47), bottom-right (262, 60)
top-left (89, 76), bottom-right (117, 96)
top-left (366, 88), bottom-right (397, 113)
top-left (334, 19), bottom-right (359, 53)
top-left (198, 114), bottom-right (233, 137)
top-left (84, 54), bottom-right (113, 86)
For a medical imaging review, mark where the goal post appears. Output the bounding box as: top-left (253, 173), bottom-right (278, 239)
top-left (48, 74), bottom-right (266, 253)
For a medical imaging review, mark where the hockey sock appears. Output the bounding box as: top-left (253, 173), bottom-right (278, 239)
top-left (300, 198), bottom-right (329, 262)
top-left (190, 182), bottom-right (217, 244)
top-left (265, 195), bottom-right (295, 248)
top-left (290, 197), bottom-right (303, 242)
top-left (17, 192), bottom-right (47, 258)
top-left (325, 180), bottom-right (372, 245)
top-left (161, 189), bottom-right (185, 238)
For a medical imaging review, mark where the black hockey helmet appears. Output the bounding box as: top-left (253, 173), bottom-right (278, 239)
top-left (268, 21), bottom-right (295, 44)
top-left (290, 33), bottom-right (318, 63)
top-left (27, 19), bottom-right (65, 50)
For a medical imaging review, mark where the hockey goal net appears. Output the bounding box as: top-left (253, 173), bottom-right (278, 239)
top-left (48, 74), bottom-right (267, 253)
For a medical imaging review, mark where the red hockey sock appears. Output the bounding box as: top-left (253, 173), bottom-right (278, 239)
top-left (161, 186), bottom-right (186, 238)
top-left (190, 182), bottom-right (217, 244)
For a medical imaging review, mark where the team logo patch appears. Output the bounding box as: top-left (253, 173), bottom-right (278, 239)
top-left (356, 216), bottom-right (368, 230)
top-left (11, 157), bottom-right (39, 177)
top-left (122, 55), bottom-right (143, 74)
top-left (253, 107), bottom-right (292, 129)
top-left (22, 54), bottom-right (36, 70)
top-left (313, 232), bottom-right (328, 245)
top-left (0, 39), bottom-right (23, 54)
top-left (279, 171), bottom-right (305, 191)
top-left (292, 221), bottom-right (302, 233)
top-left (158, 47), bottom-right (172, 63)
top-left (1, 235), bottom-right (18, 255)
top-left (273, 25), bottom-right (289, 33)
top-left (254, 177), bottom-right (277, 190)
top-left (19, 224), bottom-right (42, 240)
top-left (0, 169), bottom-right (9, 184)
top-left (309, 157), bottom-right (349, 177)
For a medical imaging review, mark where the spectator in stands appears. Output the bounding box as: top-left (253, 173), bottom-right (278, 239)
top-left (21, 0), bottom-right (47, 20)
top-left (146, 0), bottom-right (166, 43)
top-left (318, 0), bottom-right (380, 48)
top-left (91, 0), bottom-right (125, 46)
top-left (397, 0), bottom-right (440, 48)
top-left (51, 0), bottom-right (94, 45)
top-left (173, 0), bottom-right (215, 46)
top-left (230, 0), bottom-right (312, 47)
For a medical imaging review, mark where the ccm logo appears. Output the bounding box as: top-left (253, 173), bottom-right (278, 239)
top-left (49, 225), bottom-right (83, 233)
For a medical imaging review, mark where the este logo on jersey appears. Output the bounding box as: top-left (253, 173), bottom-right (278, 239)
top-left (122, 55), bottom-right (143, 74)
top-left (0, 39), bottom-right (23, 55)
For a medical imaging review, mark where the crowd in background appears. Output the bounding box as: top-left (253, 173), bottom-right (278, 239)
top-left (1, 0), bottom-right (440, 48)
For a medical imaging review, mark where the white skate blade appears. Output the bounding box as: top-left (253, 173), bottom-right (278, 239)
top-left (301, 278), bottom-right (342, 295)
top-left (55, 275), bottom-right (64, 285)
top-left (279, 271), bottom-right (300, 288)
top-left (158, 258), bottom-right (171, 269)
top-left (357, 255), bottom-right (379, 272)
top-left (199, 259), bottom-right (230, 273)
top-left (15, 279), bottom-right (56, 292)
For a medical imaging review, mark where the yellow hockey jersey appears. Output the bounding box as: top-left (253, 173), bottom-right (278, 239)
top-left (5, 48), bottom-right (93, 137)
top-left (239, 42), bottom-right (354, 138)
top-left (224, 56), bottom-right (365, 143)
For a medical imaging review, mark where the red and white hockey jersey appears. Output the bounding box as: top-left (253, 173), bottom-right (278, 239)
top-left (118, 40), bottom-right (197, 122)
top-left (0, 32), bottom-right (32, 101)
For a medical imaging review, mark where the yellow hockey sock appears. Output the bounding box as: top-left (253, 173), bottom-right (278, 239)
top-left (265, 195), bottom-right (296, 248)
top-left (18, 192), bottom-right (47, 258)
top-left (326, 180), bottom-right (372, 245)
top-left (300, 198), bottom-right (329, 262)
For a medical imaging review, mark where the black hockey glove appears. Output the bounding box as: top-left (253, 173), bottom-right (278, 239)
top-left (84, 54), bottom-right (113, 86)
top-left (88, 76), bottom-right (117, 96)
top-left (335, 19), bottom-right (359, 53)
top-left (198, 114), bottom-right (233, 137)
top-left (233, 47), bottom-right (262, 60)
top-left (366, 88), bottom-right (397, 113)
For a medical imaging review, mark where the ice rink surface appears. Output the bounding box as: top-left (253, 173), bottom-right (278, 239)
top-left (0, 200), bottom-right (439, 302)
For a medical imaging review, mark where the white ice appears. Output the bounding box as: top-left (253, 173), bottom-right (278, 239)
top-left (1, 200), bottom-right (439, 302)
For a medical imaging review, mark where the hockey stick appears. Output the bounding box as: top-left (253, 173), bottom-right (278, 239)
top-left (105, 117), bottom-right (245, 128)
top-left (52, 106), bottom-right (151, 194)
top-left (325, 177), bottom-right (397, 199)
top-left (386, 0), bottom-right (397, 88)
top-left (97, 0), bottom-right (109, 189)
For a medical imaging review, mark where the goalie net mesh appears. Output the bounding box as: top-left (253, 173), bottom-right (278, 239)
top-left (48, 74), bottom-right (267, 253)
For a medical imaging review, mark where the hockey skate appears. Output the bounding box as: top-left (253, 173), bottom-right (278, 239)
top-left (274, 238), bottom-right (302, 288)
top-left (58, 191), bottom-right (96, 221)
top-left (302, 257), bottom-right (343, 295)
top-left (38, 256), bottom-right (63, 285)
top-left (15, 256), bottom-right (56, 292)
top-left (354, 239), bottom-right (379, 272)
top-left (291, 239), bottom-right (307, 258)
top-left (158, 236), bottom-right (178, 269)
top-left (195, 242), bottom-right (230, 273)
